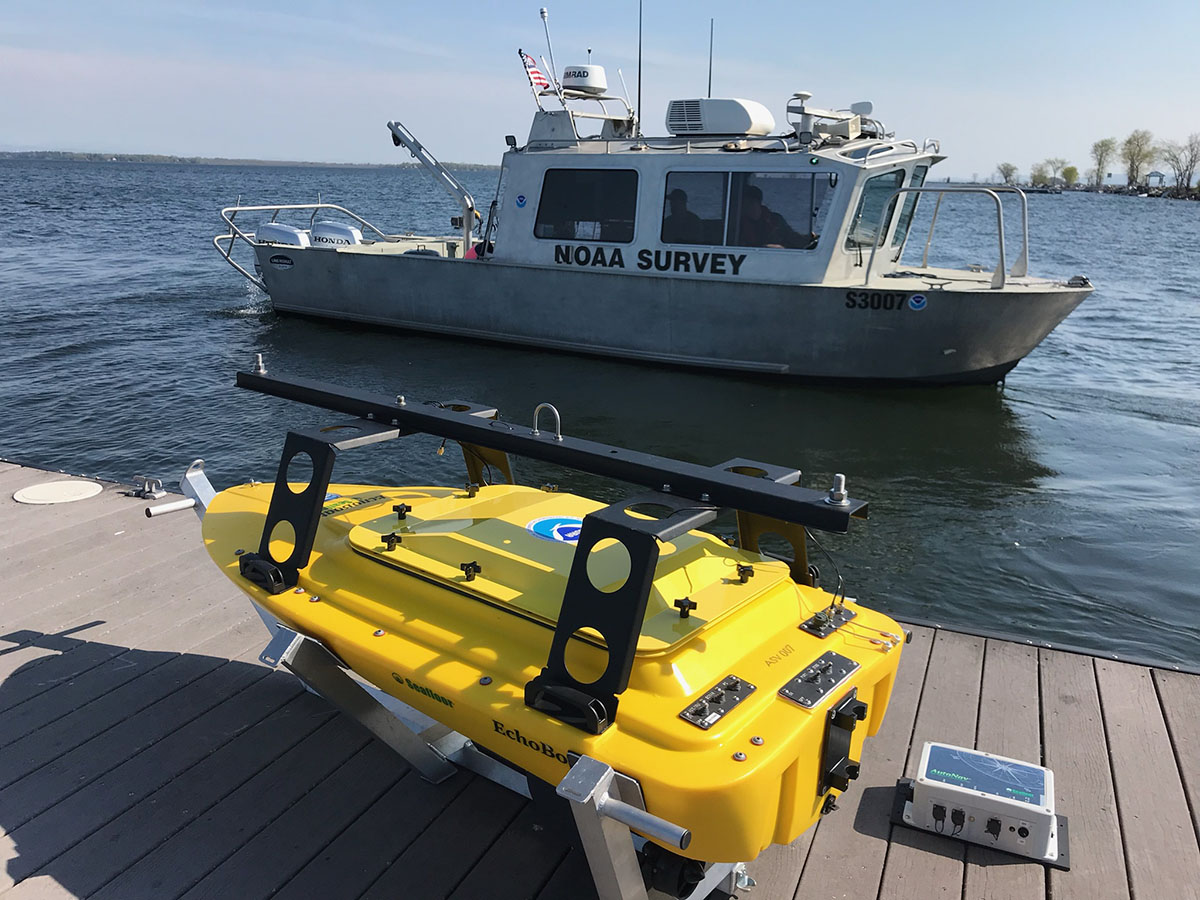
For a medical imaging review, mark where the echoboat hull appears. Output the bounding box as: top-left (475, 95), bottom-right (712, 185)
top-left (202, 481), bottom-right (902, 863)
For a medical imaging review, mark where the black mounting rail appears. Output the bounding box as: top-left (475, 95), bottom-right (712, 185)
top-left (235, 371), bottom-right (869, 735)
top-left (236, 371), bottom-right (868, 531)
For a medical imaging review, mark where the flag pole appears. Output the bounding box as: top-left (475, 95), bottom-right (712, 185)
top-left (518, 48), bottom-right (545, 110)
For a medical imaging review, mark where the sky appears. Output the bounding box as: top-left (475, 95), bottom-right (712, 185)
top-left (2, 0), bottom-right (1198, 180)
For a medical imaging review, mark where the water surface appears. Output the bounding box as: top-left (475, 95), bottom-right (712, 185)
top-left (2, 160), bottom-right (1197, 666)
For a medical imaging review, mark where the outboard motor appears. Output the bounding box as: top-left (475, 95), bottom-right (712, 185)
top-left (310, 221), bottom-right (363, 248)
top-left (256, 223), bottom-right (310, 247)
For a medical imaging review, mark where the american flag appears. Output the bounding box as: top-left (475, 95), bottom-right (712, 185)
top-left (520, 50), bottom-right (550, 90)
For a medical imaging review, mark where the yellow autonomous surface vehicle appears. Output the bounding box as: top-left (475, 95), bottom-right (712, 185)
top-left (195, 371), bottom-right (904, 882)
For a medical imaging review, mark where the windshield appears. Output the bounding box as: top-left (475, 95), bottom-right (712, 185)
top-left (844, 170), bottom-right (904, 249)
top-left (890, 165), bottom-right (929, 259)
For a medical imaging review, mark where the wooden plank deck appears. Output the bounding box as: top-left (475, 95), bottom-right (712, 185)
top-left (2, 463), bottom-right (1198, 900)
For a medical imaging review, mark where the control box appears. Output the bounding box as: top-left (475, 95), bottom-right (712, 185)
top-left (892, 742), bottom-right (1069, 869)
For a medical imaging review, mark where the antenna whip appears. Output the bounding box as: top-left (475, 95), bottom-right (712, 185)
top-left (636, 0), bottom-right (643, 136)
top-left (540, 8), bottom-right (560, 91)
top-left (707, 19), bottom-right (714, 98)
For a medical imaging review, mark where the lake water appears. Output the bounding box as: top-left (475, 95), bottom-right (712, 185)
top-left (2, 159), bottom-right (1198, 667)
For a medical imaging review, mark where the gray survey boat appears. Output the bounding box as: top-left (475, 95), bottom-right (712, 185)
top-left (214, 61), bottom-right (1090, 384)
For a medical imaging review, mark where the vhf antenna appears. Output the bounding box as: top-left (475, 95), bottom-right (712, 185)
top-left (636, 0), bottom-right (643, 136)
top-left (707, 19), bottom-right (714, 98)
top-left (540, 8), bottom-right (559, 91)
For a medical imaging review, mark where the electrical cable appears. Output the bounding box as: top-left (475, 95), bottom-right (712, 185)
top-left (804, 527), bottom-right (845, 605)
top-left (455, 441), bottom-right (496, 485)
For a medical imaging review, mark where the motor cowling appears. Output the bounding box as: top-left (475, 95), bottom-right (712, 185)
top-left (256, 222), bottom-right (310, 247)
top-left (310, 221), bottom-right (363, 248)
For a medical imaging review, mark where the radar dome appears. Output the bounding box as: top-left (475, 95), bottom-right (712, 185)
top-left (561, 65), bottom-right (608, 95)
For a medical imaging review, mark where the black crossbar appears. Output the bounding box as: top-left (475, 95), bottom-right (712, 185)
top-left (236, 371), bottom-right (867, 533)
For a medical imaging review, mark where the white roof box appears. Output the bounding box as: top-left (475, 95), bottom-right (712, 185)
top-left (665, 98), bottom-right (776, 136)
top-left (562, 65), bottom-right (607, 95)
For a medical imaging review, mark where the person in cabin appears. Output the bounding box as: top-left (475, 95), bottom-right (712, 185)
top-left (735, 184), bottom-right (815, 249)
top-left (661, 188), bottom-right (704, 244)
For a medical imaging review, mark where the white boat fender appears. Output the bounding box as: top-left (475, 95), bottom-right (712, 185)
top-left (311, 220), bottom-right (363, 248)
top-left (256, 222), bottom-right (310, 247)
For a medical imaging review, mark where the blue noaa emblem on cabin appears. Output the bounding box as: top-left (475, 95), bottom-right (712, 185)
top-left (909, 294), bottom-right (928, 311)
top-left (526, 515), bottom-right (583, 544)
top-left (516, 194), bottom-right (527, 208)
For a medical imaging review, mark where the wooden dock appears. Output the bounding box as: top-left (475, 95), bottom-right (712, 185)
top-left (2, 461), bottom-right (1197, 900)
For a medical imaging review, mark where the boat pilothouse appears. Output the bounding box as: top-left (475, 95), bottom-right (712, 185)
top-left (507, 89), bottom-right (932, 289)
top-left (214, 28), bottom-right (1091, 384)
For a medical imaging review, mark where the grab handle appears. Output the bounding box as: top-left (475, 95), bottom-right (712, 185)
top-left (532, 402), bottom-right (563, 441)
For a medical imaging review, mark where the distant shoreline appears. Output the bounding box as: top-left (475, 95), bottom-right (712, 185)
top-left (0, 150), bottom-right (498, 170)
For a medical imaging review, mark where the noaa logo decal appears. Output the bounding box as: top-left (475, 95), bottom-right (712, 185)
top-left (516, 194), bottom-right (527, 208)
top-left (908, 294), bottom-right (928, 311)
top-left (526, 515), bottom-right (583, 544)
top-left (324, 492), bottom-right (341, 501)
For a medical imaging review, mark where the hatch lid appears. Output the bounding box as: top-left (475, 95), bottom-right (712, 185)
top-left (347, 484), bottom-right (789, 653)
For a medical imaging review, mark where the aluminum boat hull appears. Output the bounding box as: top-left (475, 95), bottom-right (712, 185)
top-left (256, 246), bottom-right (1089, 384)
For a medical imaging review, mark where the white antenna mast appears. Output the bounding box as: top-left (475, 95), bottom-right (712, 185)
top-left (617, 68), bottom-right (633, 108)
top-left (540, 8), bottom-right (560, 91)
top-left (707, 19), bottom-right (714, 98)
top-left (636, 0), bottom-right (643, 136)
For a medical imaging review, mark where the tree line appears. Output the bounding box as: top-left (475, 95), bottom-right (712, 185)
top-left (996, 132), bottom-right (1200, 196)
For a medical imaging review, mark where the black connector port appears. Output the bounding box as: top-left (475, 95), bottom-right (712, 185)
top-left (986, 817), bottom-right (1002, 839)
top-left (950, 808), bottom-right (966, 828)
top-left (931, 804), bottom-right (946, 822)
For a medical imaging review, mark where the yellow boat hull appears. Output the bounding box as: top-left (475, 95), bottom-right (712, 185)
top-left (202, 481), bottom-right (902, 864)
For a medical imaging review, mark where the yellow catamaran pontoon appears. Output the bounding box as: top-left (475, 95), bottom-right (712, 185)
top-left (184, 369), bottom-right (905, 899)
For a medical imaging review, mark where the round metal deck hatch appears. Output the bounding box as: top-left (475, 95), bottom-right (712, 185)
top-left (13, 480), bottom-right (104, 504)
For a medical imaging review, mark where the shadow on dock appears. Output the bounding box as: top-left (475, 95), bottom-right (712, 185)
top-left (0, 627), bottom-right (580, 900)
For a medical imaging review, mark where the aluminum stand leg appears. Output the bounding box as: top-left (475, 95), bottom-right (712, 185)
top-left (556, 757), bottom-right (756, 900)
top-left (260, 627), bottom-right (457, 784)
top-left (557, 757), bottom-right (654, 900)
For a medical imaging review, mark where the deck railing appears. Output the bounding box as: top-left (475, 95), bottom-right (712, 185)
top-left (213, 203), bottom-right (391, 290)
top-left (863, 186), bottom-right (1029, 289)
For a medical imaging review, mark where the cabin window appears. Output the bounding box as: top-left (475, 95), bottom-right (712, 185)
top-left (661, 171), bottom-right (834, 249)
top-left (728, 173), bottom-right (834, 249)
top-left (890, 165), bottom-right (929, 257)
top-left (661, 173), bottom-right (728, 245)
top-left (534, 169), bottom-right (638, 243)
top-left (845, 170), bottom-right (904, 249)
